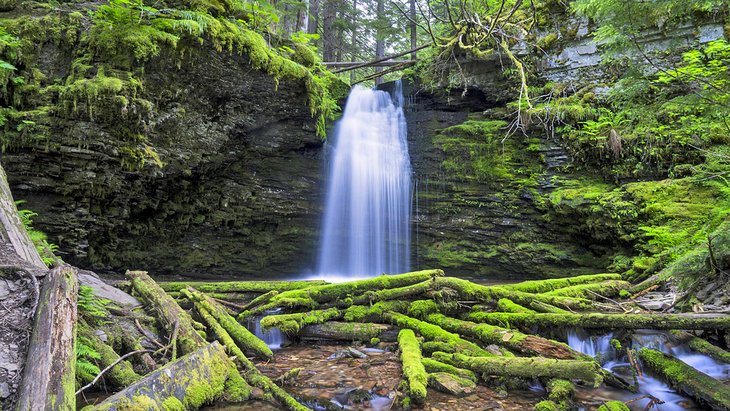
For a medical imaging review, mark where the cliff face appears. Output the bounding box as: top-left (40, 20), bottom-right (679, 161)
top-left (1, 4), bottom-right (328, 278)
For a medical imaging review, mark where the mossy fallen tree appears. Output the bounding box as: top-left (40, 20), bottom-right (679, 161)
top-left (541, 280), bottom-right (631, 300)
top-left (127, 270), bottom-right (207, 356)
top-left (670, 331), bottom-right (730, 364)
top-left (638, 348), bottom-right (730, 411)
top-left (398, 329), bottom-right (428, 404)
top-left (503, 274), bottom-right (622, 294)
top-left (182, 287), bottom-right (273, 359)
top-left (78, 323), bottom-right (141, 389)
top-left (300, 321), bottom-right (397, 342)
top-left (159, 280), bottom-right (328, 293)
top-left (432, 352), bottom-right (604, 386)
top-left (87, 342), bottom-right (244, 411)
top-left (465, 312), bottom-right (730, 330)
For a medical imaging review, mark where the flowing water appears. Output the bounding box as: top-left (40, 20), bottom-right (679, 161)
top-left (568, 328), bottom-right (730, 410)
top-left (317, 81), bottom-right (412, 279)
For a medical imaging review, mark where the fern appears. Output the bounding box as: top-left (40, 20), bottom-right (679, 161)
top-left (14, 201), bottom-right (61, 267)
top-left (78, 285), bottom-right (111, 325)
top-left (76, 336), bottom-right (102, 384)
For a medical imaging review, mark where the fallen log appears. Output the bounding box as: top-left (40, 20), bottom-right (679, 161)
top-left (260, 307), bottom-right (344, 335)
top-left (542, 280), bottom-right (631, 300)
top-left (398, 329), bottom-right (428, 404)
top-left (182, 287), bottom-right (273, 359)
top-left (15, 265), bottom-right (78, 411)
top-left (422, 311), bottom-right (586, 360)
top-left (239, 290), bottom-right (279, 311)
top-left (421, 358), bottom-right (477, 382)
top-left (300, 321), bottom-right (397, 342)
top-left (503, 274), bottom-right (622, 293)
top-left (78, 323), bottom-right (141, 389)
top-left (432, 352), bottom-right (604, 386)
top-left (351, 279), bottom-right (434, 305)
top-left (435, 277), bottom-right (594, 310)
top-left (159, 279), bottom-right (328, 293)
top-left (88, 342), bottom-right (247, 410)
top-left (465, 312), bottom-right (730, 330)
top-left (638, 348), bottom-right (730, 411)
top-left (670, 331), bottom-right (730, 364)
top-left (530, 301), bottom-right (571, 314)
top-left (239, 269), bottom-right (444, 318)
top-left (597, 401), bottom-right (630, 411)
top-left (193, 304), bottom-right (308, 411)
top-left (496, 299), bottom-right (535, 314)
top-left (128, 271), bottom-right (207, 356)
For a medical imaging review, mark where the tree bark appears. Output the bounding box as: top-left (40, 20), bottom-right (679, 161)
top-left (307, 0), bottom-right (319, 35)
top-left (638, 348), bottom-right (730, 411)
top-left (542, 280), bottom-right (631, 300)
top-left (15, 265), bottom-right (78, 411)
top-left (127, 270), bottom-right (207, 356)
top-left (0, 165), bottom-right (46, 270)
top-left (374, 0), bottom-right (385, 84)
top-left (465, 312), bottom-right (730, 331)
top-left (433, 352), bottom-right (604, 387)
top-left (89, 342), bottom-right (245, 410)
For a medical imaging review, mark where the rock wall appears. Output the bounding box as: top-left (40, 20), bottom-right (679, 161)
top-left (2, 44), bottom-right (326, 278)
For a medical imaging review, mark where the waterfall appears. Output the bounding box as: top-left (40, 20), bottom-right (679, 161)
top-left (317, 81), bottom-right (412, 279)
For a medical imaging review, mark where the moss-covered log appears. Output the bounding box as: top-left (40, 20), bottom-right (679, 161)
top-left (182, 287), bottom-right (273, 359)
top-left (435, 277), bottom-right (593, 310)
top-left (596, 401), bottom-right (630, 411)
top-left (260, 307), bottom-right (344, 335)
top-left (466, 312), bottom-right (730, 331)
top-left (351, 279), bottom-right (435, 305)
top-left (433, 352), bottom-right (603, 386)
top-left (503, 274), bottom-right (622, 294)
top-left (78, 324), bottom-right (141, 389)
top-left (421, 358), bottom-right (477, 382)
top-left (670, 331), bottom-right (730, 364)
top-left (194, 305), bottom-right (307, 411)
top-left (159, 280), bottom-right (327, 293)
top-left (300, 321), bottom-right (397, 342)
top-left (398, 329), bottom-right (428, 404)
top-left (16, 265), bottom-right (78, 411)
top-left (638, 348), bottom-right (730, 411)
top-left (127, 271), bottom-right (207, 355)
top-left (239, 270), bottom-right (444, 318)
top-left (496, 299), bottom-right (535, 314)
top-left (423, 312), bottom-right (585, 360)
top-left (239, 290), bottom-right (279, 311)
top-left (542, 280), bottom-right (631, 300)
top-left (88, 342), bottom-right (245, 410)
top-left (529, 301), bottom-right (570, 314)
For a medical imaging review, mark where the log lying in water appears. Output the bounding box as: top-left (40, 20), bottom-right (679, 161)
top-left (433, 352), bottom-right (604, 386)
top-left (78, 323), bottom-right (141, 389)
top-left (502, 273), bottom-right (622, 293)
top-left (127, 270), bottom-right (207, 356)
top-left (15, 265), bottom-right (78, 411)
top-left (159, 279), bottom-right (328, 293)
top-left (88, 342), bottom-right (244, 410)
top-left (638, 348), bottom-right (730, 411)
top-left (670, 331), bottom-right (730, 364)
top-left (182, 287), bottom-right (273, 359)
top-left (465, 311), bottom-right (730, 330)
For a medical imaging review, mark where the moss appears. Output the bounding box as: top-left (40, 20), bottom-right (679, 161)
top-left (422, 341), bottom-right (456, 355)
top-left (398, 329), bottom-right (428, 404)
top-left (78, 323), bottom-right (141, 388)
top-left (161, 397), bottom-right (184, 411)
top-left (496, 298), bottom-right (535, 314)
top-left (369, 337), bottom-right (381, 346)
top-left (223, 366), bottom-right (251, 402)
top-left (546, 379), bottom-right (574, 402)
top-left (505, 274), bottom-right (622, 293)
top-left (259, 307), bottom-right (343, 335)
top-left (422, 358), bottom-right (477, 382)
top-left (543, 280), bottom-right (631, 299)
top-left (610, 339), bottom-right (622, 351)
top-left (596, 401), bottom-right (630, 411)
top-left (159, 280), bottom-right (326, 293)
top-left (534, 400), bottom-right (561, 411)
top-left (387, 312), bottom-right (492, 357)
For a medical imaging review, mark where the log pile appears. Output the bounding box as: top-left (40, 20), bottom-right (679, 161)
top-left (43, 268), bottom-right (730, 411)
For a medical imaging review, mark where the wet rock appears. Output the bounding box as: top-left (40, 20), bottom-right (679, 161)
top-left (328, 347), bottom-right (368, 360)
top-left (428, 373), bottom-right (477, 397)
top-left (79, 270), bottom-right (141, 309)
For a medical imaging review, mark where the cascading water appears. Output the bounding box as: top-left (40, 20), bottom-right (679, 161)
top-left (567, 328), bottom-right (730, 410)
top-left (317, 81), bottom-right (412, 279)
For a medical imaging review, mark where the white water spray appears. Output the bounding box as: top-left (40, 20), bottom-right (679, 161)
top-left (317, 82), bottom-right (412, 278)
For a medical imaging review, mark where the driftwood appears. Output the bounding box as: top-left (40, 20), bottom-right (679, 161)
top-left (15, 265), bottom-right (78, 411)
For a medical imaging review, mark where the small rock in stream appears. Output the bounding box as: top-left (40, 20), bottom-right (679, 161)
top-left (327, 347), bottom-right (368, 360)
top-left (428, 373), bottom-right (476, 397)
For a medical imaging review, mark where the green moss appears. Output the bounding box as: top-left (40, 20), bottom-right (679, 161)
top-left (596, 401), bottom-right (630, 411)
top-left (546, 379), bottom-right (574, 402)
top-left (161, 397), bottom-right (184, 411)
top-left (369, 337), bottom-right (381, 346)
top-left (543, 280), bottom-right (631, 299)
top-left (534, 400), bottom-right (561, 411)
top-left (398, 329), bottom-right (428, 404)
top-left (422, 341), bottom-right (455, 355)
top-left (159, 280), bottom-right (326, 293)
top-left (259, 307), bottom-right (343, 335)
top-left (610, 339), bottom-right (622, 351)
top-left (422, 358), bottom-right (477, 382)
top-left (505, 274), bottom-right (622, 293)
top-left (496, 298), bottom-right (535, 313)
top-left (224, 366), bottom-right (252, 401)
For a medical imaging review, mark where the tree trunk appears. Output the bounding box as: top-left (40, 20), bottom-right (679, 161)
top-left (543, 280), bottom-right (631, 300)
top-left (307, 0), bottom-right (319, 35)
top-left (504, 274), bottom-right (622, 294)
top-left (433, 352), bottom-right (604, 387)
top-left (182, 287), bottom-right (273, 359)
top-left (374, 0), bottom-right (385, 84)
top-left (321, 0), bottom-right (338, 61)
top-left (0, 165), bottom-right (46, 270)
top-left (409, 0), bottom-right (416, 59)
top-left (127, 270), bottom-right (207, 356)
top-left (15, 265), bottom-right (78, 411)
top-left (300, 321), bottom-right (397, 342)
top-left (670, 331), bottom-right (730, 364)
top-left (638, 348), bottom-right (730, 411)
top-left (158, 279), bottom-right (326, 293)
top-left (89, 342), bottom-right (244, 410)
top-left (465, 312), bottom-right (730, 331)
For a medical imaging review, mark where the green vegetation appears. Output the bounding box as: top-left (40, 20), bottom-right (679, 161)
top-left (16, 201), bottom-right (59, 266)
top-left (398, 329), bottom-right (428, 404)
